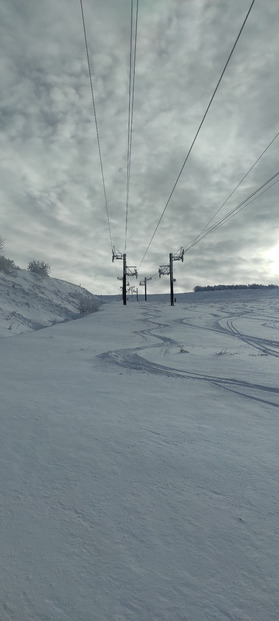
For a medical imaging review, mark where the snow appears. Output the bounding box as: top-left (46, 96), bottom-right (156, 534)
top-left (0, 281), bottom-right (279, 620)
top-left (0, 268), bottom-right (101, 337)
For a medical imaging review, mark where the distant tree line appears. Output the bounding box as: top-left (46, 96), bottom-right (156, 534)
top-left (194, 283), bottom-right (278, 292)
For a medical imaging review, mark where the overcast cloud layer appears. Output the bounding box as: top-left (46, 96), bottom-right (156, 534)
top-left (0, 0), bottom-right (278, 294)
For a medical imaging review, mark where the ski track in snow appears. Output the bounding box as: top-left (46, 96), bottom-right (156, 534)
top-left (1, 289), bottom-right (279, 620)
top-left (98, 300), bottom-right (279, 409)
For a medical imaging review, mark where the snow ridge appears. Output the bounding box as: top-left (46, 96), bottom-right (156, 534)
top-left (0, 268), bottom-right (101, 337)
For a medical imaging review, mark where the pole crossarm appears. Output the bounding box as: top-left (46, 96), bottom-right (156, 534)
top-left (173, 247), bottom-right (184, 262)
top-left (158, 265), bottom-right (170, 278)
top-left (126, 266), bottom-right (138, 278)
top-left (112, 246), bottom-right (124, 262)
top-left (139, 276), bottom-right (152, 285)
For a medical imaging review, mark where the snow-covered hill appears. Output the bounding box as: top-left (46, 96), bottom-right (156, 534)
top-left (1, 286), bottom-right (279, 620)
top-left (0, 267), bottom-right (101, 337)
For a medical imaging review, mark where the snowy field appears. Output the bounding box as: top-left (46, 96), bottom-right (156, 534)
top-left (1, 287), bottom-right (279, 620)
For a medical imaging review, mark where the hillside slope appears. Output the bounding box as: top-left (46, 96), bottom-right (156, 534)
top-left (0, 268), bottom-right (101, 337)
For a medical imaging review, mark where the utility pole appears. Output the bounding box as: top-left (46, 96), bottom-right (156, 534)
top-left (117, 276), bottom-right (130, 300)
top-left (123, 253), bottom-right (127, 306)
top-left (169, 253), bottom-right (174, 306)
top-left (112, 246), bottom-right (137, 306)
top-left (139, 276), bottom-right (152, 301)
top-left (159, 247), bottom-right (184, 306)
top-left (127, 285), bottom-right (138, 300)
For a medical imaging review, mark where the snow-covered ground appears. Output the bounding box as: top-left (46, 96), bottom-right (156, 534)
top-left (1, 285), bottom-right (279, 620)
top-left (0, 268), bottom-right (100, 337)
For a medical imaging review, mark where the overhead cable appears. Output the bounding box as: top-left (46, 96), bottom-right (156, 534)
top-left (184, 170), bottom-right (279, 253)
top-left (139, 174), bottom-right (279, 283)
top-left (125, 0), bottom-right (139, 252)
top-left (184, 130), bottom-right (279, 252)
top-left (218, 177), bottom-right (279, 227)
top-left (80, 0), bottom-right (113, 251)
top-left (138, 0), bottom-right (256, 269)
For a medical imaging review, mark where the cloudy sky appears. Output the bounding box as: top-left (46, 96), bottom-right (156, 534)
top-left (1, 0), bottom-right (278, 295)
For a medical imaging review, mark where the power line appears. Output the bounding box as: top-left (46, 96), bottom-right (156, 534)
top-left (139, 171), bottom-right (278, 284)
top-left (140, 268), bottom-right (159, 281)
top-left (80, 0), bottom-right (113, 251)
top-left (125, 0), bottom-right (139, 252)
top-left (138, 0), bottom-right (256, 269)
top-left (183, 130), bottom-right (279, 252)
top-left (140, 170), bottom-right (279, 284)
top-left (184, 170), bottom-right (279, 253)
top-left (185, 171), bottom-right (279, 251)
top-left (140, 169), bottom-right (278, 279)
top-left (219, 177), bottom-right (279, 227)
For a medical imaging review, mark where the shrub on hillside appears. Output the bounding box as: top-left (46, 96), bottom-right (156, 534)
top-left (27, 260), bottom-right (51, 277)
top-left (78, 294), bottom-right (101, 315)
top-left (0, 255), bottom-right (19, 276)
top-left (0, 237), bottom-right (4, 252)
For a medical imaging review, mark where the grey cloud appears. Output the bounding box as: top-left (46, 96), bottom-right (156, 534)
top-left (0, 0), bottom-right (278, 295)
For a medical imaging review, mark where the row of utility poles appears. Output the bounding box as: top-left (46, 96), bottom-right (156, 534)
top-left (112, 246), bottom-right (184, 306)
